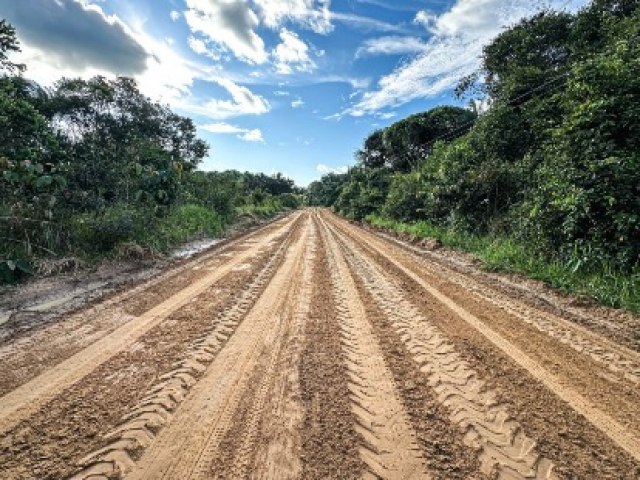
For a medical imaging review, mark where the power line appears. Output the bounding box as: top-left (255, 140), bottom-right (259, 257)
top-left (418, 70), bottom-right (571, 152)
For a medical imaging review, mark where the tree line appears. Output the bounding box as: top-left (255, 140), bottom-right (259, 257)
top-left (309, 0), bottom-right (640, 275)
top-left (0, 20), bottom-right (301, 283)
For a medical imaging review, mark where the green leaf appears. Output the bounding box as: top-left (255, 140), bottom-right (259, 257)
top-left (15, 260), bottom-right (33, 274)
top-left (35, 175), bottom-right (53, 189)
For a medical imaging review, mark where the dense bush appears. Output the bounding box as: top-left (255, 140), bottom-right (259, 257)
top-left (0, 22), bottom-right (300, 283)
top-left (382, 173), bottom-right (426, 223)
top-left (71, 206), bottom-right (150, 253)
top-left (314, 0), bottom-right (640, 282)
top-left (335, 167), bottom-right (390, 220)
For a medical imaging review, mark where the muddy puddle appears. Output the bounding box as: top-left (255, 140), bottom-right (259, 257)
top-left (0, 237), bottom-right (221, 343)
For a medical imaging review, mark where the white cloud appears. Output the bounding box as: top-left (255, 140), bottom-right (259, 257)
top-left (317, 163), bottom-right (348, 174)
top-left (188, 36), bottom-right (224, 60)
top-left (331, 12), bottom-right (408, 33)
top-left (291, 98), bottom-right (304, 108)
top-left (200, 122), bottom-right (245, 133)
top-left (184, 0), bottom-right (268, 64)
top-left (11, 8), bottom-right (210, 106)
top-left (253, 0), bottom-right (332, 34)
top-left (356, 36), bottom-right (427, 57)
top-left (238, 129), bottom-right (265, 142)
top-left (188, 36), bottom-right (207, 55)
top-left (274, 90), bottom-right (290, 96)
top-left (272, 28), bottom-right (316, 75)
top-left (170, 10), bottom-right (181, 21)
top-left (200, 122), bottom-right (265, 142)
top-left (413, 10), bottom-right (436, 28)
top-left (183, 78), bottom-right (270, 120)
top-left (350, 0), bottom-right (587, 116)
top-left (1, 0), bottom-right (149, 75)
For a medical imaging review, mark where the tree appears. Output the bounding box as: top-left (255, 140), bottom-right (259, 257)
top-left (0, 79), bottom-right (68, 260)
top-left (481, 12), bottom-right (574, 103)
top-left (524, 8), bottom-right (640, 269)
top-left (335, 167), bottom-right (390, 220)
top-left (382, 106), bottom-right (476, 172)
top-left (356, 129), bottom-right (388, 169)
top-left (46, 76), bottom-right (208, 212)
top-left (307, 173), bottom-right (349, 207)
top-left (382, 172), bottom-right (427, 223)
top-left (0, 19), bottom-right (25, 74)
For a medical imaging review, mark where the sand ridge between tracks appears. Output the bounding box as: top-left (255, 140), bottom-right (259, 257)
top-left (325, 219), bottom-right (557, 479)
top-left (0, 214), bottom-right (301, 437)
top-left (326, 212), bottom-right (640, 467)
top-left (1, 209), bottom-right (638, 480)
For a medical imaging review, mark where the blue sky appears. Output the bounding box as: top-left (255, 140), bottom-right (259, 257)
top-left (0, 0), bottom-right (587, 186)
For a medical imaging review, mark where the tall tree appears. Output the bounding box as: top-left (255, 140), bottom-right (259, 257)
top-left (0, 19), bottom-right (25, 74)
top-left (382, 106), bottom-right (476, 172)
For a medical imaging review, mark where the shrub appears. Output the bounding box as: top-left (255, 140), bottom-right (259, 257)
top-left (383, 173), bottom-right (427, 223)
top-left (70, 206), bottom-right (152, 253)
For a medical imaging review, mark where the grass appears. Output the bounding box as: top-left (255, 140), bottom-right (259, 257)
top-left (366, 214), bottom-right (640, 313)
top-left (69, 204), bottom-right (226, 256)
top-left (235, 198), bottom-right (285, 219)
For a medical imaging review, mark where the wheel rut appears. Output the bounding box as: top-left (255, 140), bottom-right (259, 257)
top-left (319, 214), bottom-right (428, 480)
top-left (328, 220), bottom-right (558, 480)
top-left (325, 212), bottom-right (640, 466)
top-left (121, 215), bottom-right (311, 480)
top-left (372, 226), bottom-right (640, 385)
top-left (0, 214), bottom-right (301, 438)
top-left (0, 215), bottom-right (296, 397)
top-left (298, 220), bottom-right (364, 479)
top-left (66, 214), bottom-right (306, 480)
top-left (211, 221), bottom-right (317, 480)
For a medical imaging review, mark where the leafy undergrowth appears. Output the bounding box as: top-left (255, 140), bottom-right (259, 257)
top-left (1, 203), bottom-right (294, 286)
top-left (366, 214), bottom-right (640, 313)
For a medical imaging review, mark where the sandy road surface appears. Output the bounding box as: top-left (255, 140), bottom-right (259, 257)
top-left (0, 209), bottom-right (638, 479)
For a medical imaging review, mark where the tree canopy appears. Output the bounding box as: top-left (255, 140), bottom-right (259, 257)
top-left (313, 0), bottom-right (640, 272)
top-left (0, 21), bottom-right (301, 282)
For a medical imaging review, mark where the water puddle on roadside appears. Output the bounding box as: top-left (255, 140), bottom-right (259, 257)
top-left (172, 239), bottom-right (221, 259)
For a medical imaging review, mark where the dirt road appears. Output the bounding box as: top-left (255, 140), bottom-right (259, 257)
top-left (0, 209), bottom-right (638, 479)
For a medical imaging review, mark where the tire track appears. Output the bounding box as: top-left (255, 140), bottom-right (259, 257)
top-left (123, 216), bottom-right (311, 480)
top-left (299, 218), bottom-right (364, 479)
top-left (319, 214), bottom-right (428, 480)
top-left (368, 225), bottom-right (640, 385)
top-left (0, 214), bottom-right (296, 396)
top-left (329, 221), bottom-right (558, 480)
top-left (324, 213), bottom-right (640, 464)
top-left (67, 214), bottom-right (304, 480)
top-left (0, 214), bottom-right (300, 438)
top-left (214, 221), bottom-right (317, 480)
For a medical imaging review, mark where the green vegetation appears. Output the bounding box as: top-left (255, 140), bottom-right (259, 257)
top-left (0, 22), bottom-right (301, 284)
top-left (367, 215), bottom-right (640, 311)
top-left (308, 0), bottom-right (640, 311)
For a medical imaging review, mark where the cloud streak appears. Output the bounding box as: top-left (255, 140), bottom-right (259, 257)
top-left (349, 0), bottom-right (588, 116)
top-left (356, 36), bottom-right (427, 57)
top-left (200, 122), bottom-right (265, 142)
top-left (331, 12), bottom-right (410, 33)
